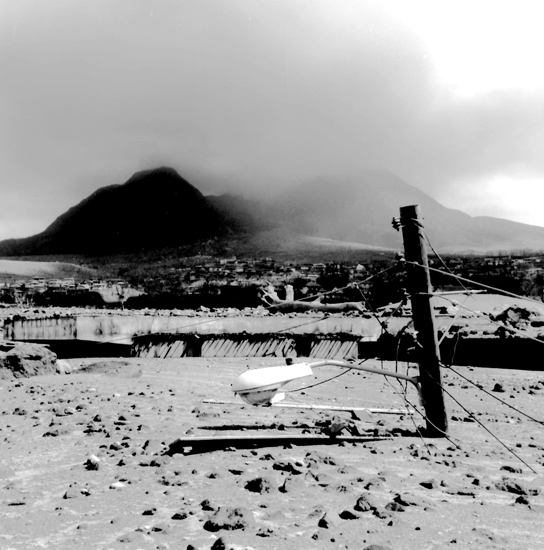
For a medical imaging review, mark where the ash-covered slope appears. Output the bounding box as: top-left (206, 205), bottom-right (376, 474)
top-left (277, 170), bottom-right (544, 253)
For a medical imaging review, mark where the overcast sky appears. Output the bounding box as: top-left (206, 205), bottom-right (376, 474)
top-left (2, 0), bottom-right (544, 240)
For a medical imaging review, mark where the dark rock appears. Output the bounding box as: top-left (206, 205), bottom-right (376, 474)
top-left (393, 492), bottom-right (435, 509)
top-left (272, 460), bottom-right (303, 475)
top-left (63, 488), bottom-right (80, 499)
top-left (446, 488), bottom-right (476, 497)
top-left (43, 428), bottom-right (71, 437)
top-left (258, 453), bottom-right (276, 461)
top-left (203, 506), bottom-right (255, 532)
top-left (373, 507), bottom-right (394, 520)
top-left (320, 420), bottom-right (349, 437)
top-left (325, 482), bottom-right (352, 494)
top-left (500, 465), bottom-right (523, 474)
top-left (244, 476), bottom-right (276, 494)
top-left (492, 383), bottom-right (505, 393)
top-left (149, 456), bottom-right (171, 467)
top-left (210, 537), bottom-right (228, 550)
top-left (305, 450), bottom-right (337, 466)
top-left (494, 477), bottom-right (540, 496)
top-left (200, 499), bottom-right (215, 511)
top-left (84, 455), bottom-right (100, 470)
top-left (339, 509), bottom-right (360, 520)
top-left (150, 522), bottom-right (170, 534)
top-left (305, 470), bottom-right (335, 487)
top-left (420, 479), bottom-right (438, 489)
top-left (142, 439), bottom-right (162, 454)
top-left (385, 501), bottom-right (406, 512)
top-left (317, 512), bottom-right (339, 529)
top-left (354, 493), bottom-right (379, 512)
top-left (357, 474), bottom-right (386, 490)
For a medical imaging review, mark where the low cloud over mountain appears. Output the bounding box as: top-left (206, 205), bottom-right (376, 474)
top-left (1, 167), bottom-right (543, 256)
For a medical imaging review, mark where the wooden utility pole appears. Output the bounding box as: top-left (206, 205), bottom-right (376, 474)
top-left (400, 205), bottom-right (448, 437)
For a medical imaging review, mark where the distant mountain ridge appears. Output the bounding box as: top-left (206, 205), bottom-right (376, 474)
top-left (0, 167), bottom-right (543, 256)
top-left (275, 170), bottom-right (544, 252)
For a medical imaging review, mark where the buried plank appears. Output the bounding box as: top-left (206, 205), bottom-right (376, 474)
top-left (165, 434), bottom-right (391, 455)
top-left (202, 399), bottom-right (414, 415)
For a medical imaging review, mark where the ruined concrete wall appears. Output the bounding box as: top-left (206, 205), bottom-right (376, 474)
top-left (5, 314), bottom-right (401, 344)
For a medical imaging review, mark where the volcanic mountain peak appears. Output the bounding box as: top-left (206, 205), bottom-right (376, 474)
top-left (0, 167), bottom-right (240, 255)
top-left (1, 167), bottom-right (544, 257)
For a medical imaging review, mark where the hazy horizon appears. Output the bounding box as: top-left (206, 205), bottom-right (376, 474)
top-left (3, 1), bottom-right (544, 240)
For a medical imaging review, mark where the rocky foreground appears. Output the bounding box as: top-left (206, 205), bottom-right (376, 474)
top-left (1, 357), bottom-right (543, 549)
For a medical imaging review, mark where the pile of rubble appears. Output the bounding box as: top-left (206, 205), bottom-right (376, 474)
top-left (0, 340), bottom-right (69, 379)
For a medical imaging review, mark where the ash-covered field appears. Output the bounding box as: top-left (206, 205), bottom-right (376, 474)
top-left (1, 357), bottom-right (543, 550)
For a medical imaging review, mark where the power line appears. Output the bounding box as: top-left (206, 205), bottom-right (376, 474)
top-left (421, 229), bottom-right (471, 294)
top-left (423, 363), bottom-right (538, 474)
top-left (445, 364), bottom-right (544, 427)
top-left (383, 374), bottom-right (463, 450)
top-left (439, 295), bottom-right (544, 347)
top-left (405, 260), bottom-right (544, 307)
top-left (288, 365), bottom-right (354, 393)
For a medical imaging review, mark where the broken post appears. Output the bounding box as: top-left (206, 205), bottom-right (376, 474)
top-left (400, 204), bottom-right (449, 437)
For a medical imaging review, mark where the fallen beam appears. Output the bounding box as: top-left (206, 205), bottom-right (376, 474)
top-left (166, 434), bottom-right (392, 455)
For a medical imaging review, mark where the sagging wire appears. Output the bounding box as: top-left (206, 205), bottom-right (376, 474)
top-left (423, 363), bottom-right (537, 474)
top-left (421, 228), bottom-right (471, 295)
top-left (378, 346), bottom-right (446, 452)
top-left (383, 374), bottom-right (463, 451)
top-left (440, 295), bottom-right (544, 347)
top-left (287, 357), bottom-right (375, 394)
top-left (395, 216), bottom-right (539, 470)
top-left (288, 367), bottom-right (352, 393)
top-left (393, 319), bottom-right (414, 377)
top-left (387, 326), bottom-right (462, 451)
top-left (437, 295), bottom-right (470, 345)
top-left (393, 220), bottom-right (537, 467)
top-left (355, 285), bottom-right (394, 335)
top-left (445, 363), bottom-right (544, 427)
top-left (417, 239), bottom-right (543, 466)
top-left (406, 260), bottom-right (544, 308)
top-left (395, 215), bottom-right (501, 300)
